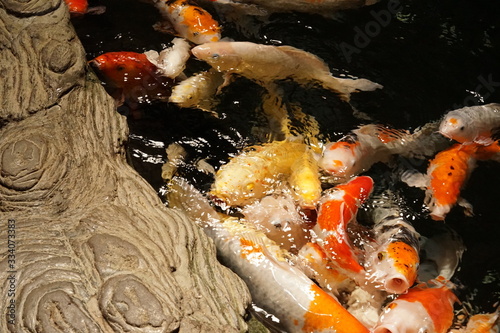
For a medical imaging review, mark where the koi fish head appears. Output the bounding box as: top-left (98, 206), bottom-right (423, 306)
top-left (366, 241), bottom-right (419, 294)
top-left (181, 6), bottom-right (221, 44)
top-left (192, 42), bottom-right (243, 72)
top-left (439, 114), bottom-right (471, 143)
top-left (319, 141), bottom-right (361, 178)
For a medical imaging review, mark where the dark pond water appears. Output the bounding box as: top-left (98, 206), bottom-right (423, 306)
top-left (73, 0), bottom-right (500, 318)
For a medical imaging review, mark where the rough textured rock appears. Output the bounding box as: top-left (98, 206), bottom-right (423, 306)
top-left (0, 1), bottom-right (251, 332)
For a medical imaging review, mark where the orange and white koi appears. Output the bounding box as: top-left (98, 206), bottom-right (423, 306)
top-left (153, 0), bottom-right (221, 44)
top-left (373, 278), bottom-right (458, 333)
top-left (312, 176), bottom-right (374, 282)
top-left (402, 142), bottom-right (479, 220)
top-left (319, 123), bottom-right (449, 182)
top-left (90, 51), bottom-right (174, 106)
top-left (210, 140), bottom-right (321, 208)
top-left (191, 41), bottom-right (382, 101)
top-left (168, 177), bottom-right (370, 333)
top-left (364, 190), bottom-right (420, 294)
top-left (439, 103), bottom-right (500, 145)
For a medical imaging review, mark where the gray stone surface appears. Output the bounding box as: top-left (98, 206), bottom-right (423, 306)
top-left (0, 1), bottom-right (251, 331)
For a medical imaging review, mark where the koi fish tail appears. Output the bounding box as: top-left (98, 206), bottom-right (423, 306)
top-left (322, 76), bottom-right (383, 101)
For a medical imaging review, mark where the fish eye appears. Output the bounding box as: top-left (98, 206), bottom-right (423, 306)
top-left (459, 126), bottom-right (465, 131)
top-left (212, 53), bottom-right (220, 60)
top-left (377, 252), bottom-right (386, 261)
top-left (246, 183), bottom-right (255, 191)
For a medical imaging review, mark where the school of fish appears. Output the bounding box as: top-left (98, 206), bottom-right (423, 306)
top-left (72, 1), bottom-right (500, 332)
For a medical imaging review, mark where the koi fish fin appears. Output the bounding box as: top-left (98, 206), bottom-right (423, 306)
top-left (161, 143), bottom-right (187, 182)
top-left (86, 5), bottom-right (106, 15)
top-left (196, 159), bottom-right (216, 175)
top-left (153, 21), bottom-right (178, 36)
top-left (457, 197), bottom-right (474, 217)
top-left (328, 77), bottom-right (383, 101)
top-left (400, 169), bottom-right (428, 189)
top-left (355, 124), bottom-right (410, 144)
top-left (474, 136), bottom-right (496, 146)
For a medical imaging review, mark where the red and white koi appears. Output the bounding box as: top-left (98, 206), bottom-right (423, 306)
top-left (439, 103), bottom-right (500, 145)
top-left (364, 190), bottom-right (420, 294)
top-left (153, 0), bottom-right (221, 44)
top-left (168, 177), bottom-right (370, 333)
top-left (373, 278), bottom-right (458, 333)
top-left (311, 176), bottom-right (374, 282)
top-left (191, 41), bottom-right (382, 101)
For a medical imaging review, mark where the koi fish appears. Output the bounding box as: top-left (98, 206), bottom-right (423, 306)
top-left (191, 41), bottom-right (382, 101)
top-left (312, 176), bottom-right (374, 282)
top-left (241, 194), bottom-right (310, 252)
top-left (402, 143), bottom-right (479, 220)
top-left (439, 103), bottom-right (500, 145)
top-left (90, 51), bottom-right (174, 107)
top-left (319, 123), bottom-right (450, 182)
top-left (153, 0), bottom-right (221, 44)
top-left (364, 190), bottom-right (420, 294)
top-left (210, 140), bottom-right (321, 208)
top-left (167, 177), bottom-right (370, 333)
top-left (373, 278), bottom-right (458, 333)
top-left (144, 38), bottom-right (192, 79)
top-left (64, 0), bottom-right (105, 16)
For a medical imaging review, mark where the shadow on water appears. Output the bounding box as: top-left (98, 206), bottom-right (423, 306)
top-left (74, 0), bottom-right (500, 315)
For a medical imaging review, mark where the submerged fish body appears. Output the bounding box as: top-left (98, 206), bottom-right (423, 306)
top-left (192, 41), bottom-right (382, 101)
top-left (90, 51), bottom-right (173, 105)
top-left (211, 140), bottom-right (321, 207)
top-left (439, 103), bottom-right (500, 145)
top-left (312, 176), bottom-right (374, 281)
top-left (168, 177), bottom-right (369, 333)
top-left (365, 190), bottom-right (420, 294)
top-left (154, 0), bottom-right (221, 44)
top-left (462, 308), bottom-right (500, 333)
top-left (373, 278), bottom-right (458, 333)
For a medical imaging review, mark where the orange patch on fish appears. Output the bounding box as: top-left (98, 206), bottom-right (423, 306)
top-left (303, 284), bottom-right (369, 333)
top-left (386, 241), bottom-right (419, 285)
top-left (64, 0), bottom-right (88, 14)
top-left (448, 117), bottom-right (458, 125)
top-left (429, 143), bottom-right (477, 206)
top-left (239, 238), bottom-right (264, 261)
top-left (398, 286), bottom-right (457, 333)
top-left (181, 6), bottom-right (220, 36)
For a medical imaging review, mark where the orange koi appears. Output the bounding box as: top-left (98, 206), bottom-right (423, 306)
top-left (154, 0), bottom-right (221, 44)
top-left (89, 52), bottom-right (174, 107)
top-left (373, 278), bottom-right (458, 333)
top-left (312, 176), bottom-right (374, 281)
top-left (439, 103), bottom-right (500, 145)
top-left (365, 190), bottom-right (420, 294)
top-left (426, 143), bottom-right (478, 220)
